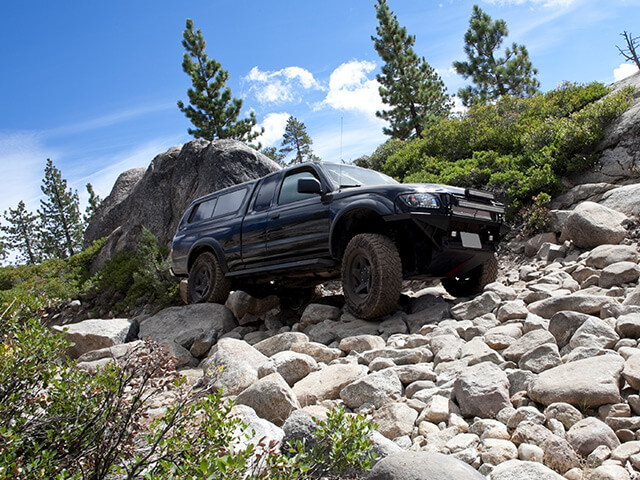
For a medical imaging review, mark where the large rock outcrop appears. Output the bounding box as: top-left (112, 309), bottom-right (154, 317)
top-left (564, 71), bottom-right (640, 188)
top-left (84, 139), bottom-right (280, 263)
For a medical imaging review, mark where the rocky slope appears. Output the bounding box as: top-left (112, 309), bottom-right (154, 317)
top-left (58, 198), bottom-right (640, 480)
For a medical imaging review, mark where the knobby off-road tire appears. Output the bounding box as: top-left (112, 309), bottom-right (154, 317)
top-left (441, 253), bottom-right (498, 298)
top-left (341, 233), bottom-right (402, 320)
top-left (187, 251), bottom-right (232, 304)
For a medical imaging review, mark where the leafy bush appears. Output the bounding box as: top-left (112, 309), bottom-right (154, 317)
top-left (0, 309), bottom-right (377, 480)
top-left (93, 228), bottom-right (179, 311)
top-left (0, 239), bottom-right (105, 321)
top-left (380, 82), bottom-right (634, 216)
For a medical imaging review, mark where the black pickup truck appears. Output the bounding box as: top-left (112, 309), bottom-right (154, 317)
top-left (171, 162), bottom-right (505, 319)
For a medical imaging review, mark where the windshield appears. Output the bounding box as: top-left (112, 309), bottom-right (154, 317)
top-left (324, 164), bottom-right (398, 187)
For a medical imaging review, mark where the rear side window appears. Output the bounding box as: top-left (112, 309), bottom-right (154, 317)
top-left (188, 188), bottom-right (248, 223)
top-left (188, 198), bottom-right (217, 223)
top-left (215, 188), bottom-right (247, 217)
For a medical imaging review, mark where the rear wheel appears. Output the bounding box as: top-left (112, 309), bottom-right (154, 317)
top-left (341, 233), bottom-right (402, 320)
top-left (441, 254), bottom-right (498, 298)
top-left (187, 252), bottom-right (231, 304)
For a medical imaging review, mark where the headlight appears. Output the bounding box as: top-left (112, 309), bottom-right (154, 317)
top-left (398, 193), bottom-right (441, 209)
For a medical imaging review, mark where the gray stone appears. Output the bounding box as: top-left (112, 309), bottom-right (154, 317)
top-left (340, 369), bottom-right (403, 410)
top-left (503, 329), bottom-right (556, 363)
top-left (339, 334), bottom-right (386, 354)
top-left (496, 300), bottom-right (529, 322)
top-left (289, 341), bottom-right (342, 364)
top-left (253, 332), bottom-right (309, 357)
top-left (561, 202), bottom-right (627, 249)
top-left (138, 304), bottom-right (236, 347)
top-left (450, 292), bottom-right (502, 320)
top-left (488, 459), bottom-right (565, 480)
top-left (622, 353), bottom-right (640, 390)
top-left (548, 311), bottom-right (594, 349)
top-left (84, 139), bottom-right (280, 263)
top-left (544, 403), bottom-right (584, 430)
top-left (258, 351), bottom-right (319, 387)
top-left (525, 233), bottom-right (558, 258)
top-left (567, 417), bottom-right (620, 457)
top-left (616, 312), bottom-right (640, 338)
top-left (542, 436), bottom-right (581, 475)
top-left (299, 303), bottom-right (341, 329)
top-left (453, 362), bottom-right (511, 419)
top-left (373, 402), bottom-right (419, 440)
top-left (201, 338), bottom-right (269, 395)
top-left (53, 318), bottom-right (137, 358)
top-left (481, 438), bottom-right (518, 465)
top-left (569, 317), bottom-right (619, 350)
top-left (361, 347), bottom-right (432, 365)
top-left (518, 343), bottom-right (562, 373)
top-left (528, 294), bottom-right (614, 319)
top-left (225, 290), bottom-right (279, 324)
top-left (507, 406), bottom-right (546, 430)
top-left (235, 373), bottom-right (300, 426)
top-left (528, 354), bottom-right (624, 408)
top-left (366, 451), bottom-right (485, 480)
top-left (599, 261), bottom-right (640, 289)
top-left (586, 245), bottom-right (639, 269)
top-left (292, 363), bottom-right (368, 407)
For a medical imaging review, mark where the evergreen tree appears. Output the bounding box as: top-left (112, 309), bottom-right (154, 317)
top-left (1, 201), bottom-right (41, 265)
top-left (260, 146), bottom-right (286, 166)
top-left (84, 183), bottom-right (102, 224)
top-left (372, 0), bottom-right (451, 140)
top-left (177, 18), bottom-right (262, 143)
top-left (279, 116), bottom-right (316, 164)
top-left (38, 159), bottom-right (84, 259)
top-left (453, 5), bottom-right (540, 107)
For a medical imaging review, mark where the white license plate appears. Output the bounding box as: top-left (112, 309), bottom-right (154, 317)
top-left (460, 232), bottom-right (482, 249)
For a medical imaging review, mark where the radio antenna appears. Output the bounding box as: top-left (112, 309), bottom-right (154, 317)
top-left (340, 116), bottom-right (343, 162)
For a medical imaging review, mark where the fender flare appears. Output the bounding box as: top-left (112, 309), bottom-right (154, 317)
top-left (187, 238), bottom-right (229, 274)
top-left (328, 196), bottom-right (395, 258)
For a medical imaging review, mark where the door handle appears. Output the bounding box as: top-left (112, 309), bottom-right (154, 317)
top-left (270, 214), bottom-right (280, 220)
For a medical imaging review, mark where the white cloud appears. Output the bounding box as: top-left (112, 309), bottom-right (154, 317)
top-left (244, 66), bottom-right (322, 105)
top-left (0, 131), bottom-right (55, 214)
top-left (614, 63), bottom-right (639, 82)
top-left (254, 112), bottom-right (290, 147)
top-left (321, 60), bottom-right (384, 119)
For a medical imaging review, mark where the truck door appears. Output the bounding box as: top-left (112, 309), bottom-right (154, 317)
top-left (241, 172), bottom-right (280, 266)
top-left (266, 168), bottom-right (331, 262)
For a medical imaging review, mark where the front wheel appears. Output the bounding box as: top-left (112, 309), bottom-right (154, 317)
top-left (187, 252), bottom-right (231, 304)
top-left (441, 254), bottom-right (498, 298)
top-left (341, 233), bottom-right (402, 320)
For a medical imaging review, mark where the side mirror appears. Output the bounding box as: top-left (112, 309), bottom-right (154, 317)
top-left (297, 178), bottom-right (322, 194)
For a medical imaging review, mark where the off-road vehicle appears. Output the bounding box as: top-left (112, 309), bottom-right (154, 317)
top-left (171, 162), bottom-right (505, 319)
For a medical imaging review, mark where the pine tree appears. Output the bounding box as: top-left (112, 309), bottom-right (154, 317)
top-left (1, 201), bottom-right (41, 265)
top-left (177, 18), bottom-right (262, 143)
top-left (453, 5), bottom-right (540, 107)
top-left (279, 116), bottom-right (316, 164)
top-left (38, 159), bottom-right (84, 259)
top-left (84, 183), bottom-right (102, 224)
top-left (372, 0), bottom-right (452, 140)
top-left (260, 146), bottom-right (286, 166)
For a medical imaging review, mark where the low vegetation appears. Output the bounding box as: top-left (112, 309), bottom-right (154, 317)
top-left (0, 309), bottom-right (376, 479)
top-left (356, 82), bottom-right (635, 232)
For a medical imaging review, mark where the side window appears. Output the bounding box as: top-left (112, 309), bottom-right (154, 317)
top-left (254, 175), bottom-right (278, 212)
top-left (278, 171), bottom-right (319, 205)
top-left (214, 188), bottom-right (247, 217)
top-left (188, 198), bottom-right (217, 223)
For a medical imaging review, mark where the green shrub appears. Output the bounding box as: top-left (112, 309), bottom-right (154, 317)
top-left (380, 82), bottom-right (634, 222)
top-left (0, 310), bottom-right (377, 480)
top-left (92, 228), bottom-right (179, 311)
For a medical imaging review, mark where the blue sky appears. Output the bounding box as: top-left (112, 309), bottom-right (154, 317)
top-left (1, 0), bottom-right (639, 220)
